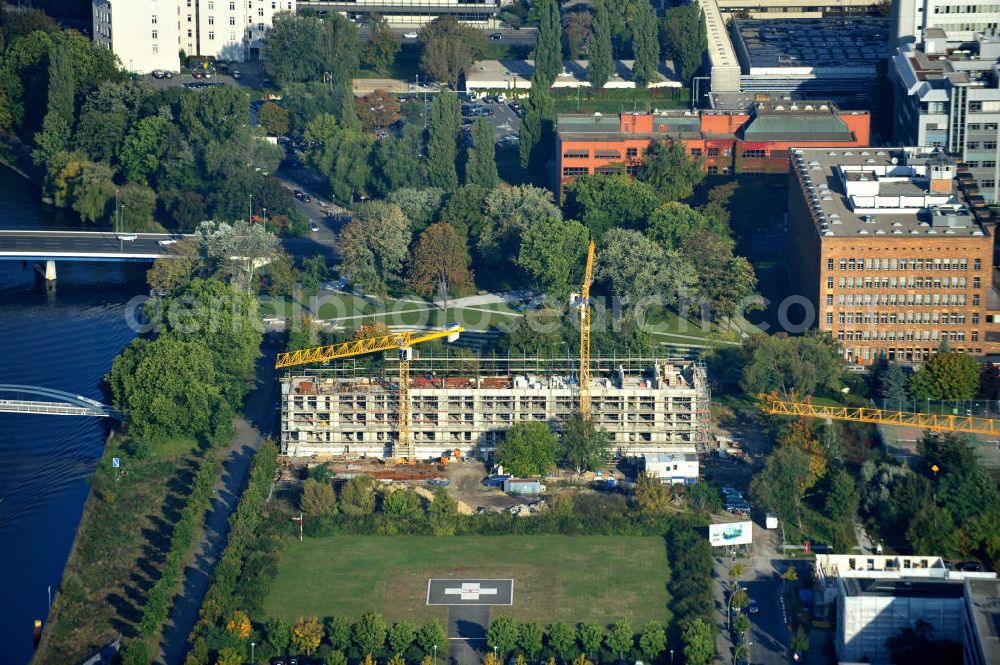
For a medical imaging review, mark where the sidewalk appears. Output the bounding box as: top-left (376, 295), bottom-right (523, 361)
top-left (155, 339), bottom-right (279, 665)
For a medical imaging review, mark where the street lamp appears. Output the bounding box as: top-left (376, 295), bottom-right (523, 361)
top-left (250, 641), bottom-right (255, 664)
top-left (669, 649), bottom-right (674, 665)
top-left (249, 193), bottom-right (253, 222)
top-left (433, 644), bottom-right (437, 665)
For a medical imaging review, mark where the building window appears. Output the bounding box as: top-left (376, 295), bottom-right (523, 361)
top-left (208, 0), bottom-right (215, 8)
top-left (188, 29), bottom-right (193, 37)
top-left (827, 278), bottom-right (834, 288)
top-left (259, 7), bottom-right (265, 16)
top-left (626, 147), bottom-right (638, 158)
top-left (230, 1), bottom-right (236, 8)
top-left (707, 166), bottom-right (718, 175)
top-left (690, 148), bottom-right (702, 157)
top-left (974, 259), bottom-right (982, 270)
top-left (743, 149), bottom-right (766, 159)
top-left (826, 295), bottom-right (834, 305)
top-left (708, 147), bottom-right (719, 156)
top-left (208, 16), bottom-right (214, 25)
top-left (151, 15), bottom-right (158, 24)
top-left (970, 101), bottom-right (983, 111)
top-left (826, 313), bottom-right (833, 324)
top-left (152, 29), bottom-right (158, 38)
top-left (230, 16), bottom-right (236, 25)
top-left (208, 30), bottom-right (215, 39)
top-left (974, 277), bottom-right (981, 288)
top-left (152, 43), bottom-right (159, 53)
top-left (258, 22), bottom-right (264, 30)
top-left (563, 167), bottom-right (588, 176)
top-left (828, 258), bottom-right (834, 270)
top-left (982, 179), bottom-right (996, 189)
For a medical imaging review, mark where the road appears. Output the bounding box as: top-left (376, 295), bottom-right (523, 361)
top-left (0, 230), bottom-right (185, 260)
top-left (156, 338), bottom-right (279, 665)
top-left (715, 525), bottom-right (792, 665)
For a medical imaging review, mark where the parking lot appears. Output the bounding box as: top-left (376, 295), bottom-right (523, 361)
top-left (462, 98), bottom-right (522, 145)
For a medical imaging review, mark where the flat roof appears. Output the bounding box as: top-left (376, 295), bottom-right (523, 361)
top-left (791, 147), bottom-right (991, 238)
top-left (465, 59), bottom-right (682, 88)
top-left (844, 577), bottom-right (966, 598)
top-left (733, 17), bottom-right (891, 71)
top-left (644, 452), bottom-right (698, 462)
top-left (966, 578), bottom-right (1000, 664)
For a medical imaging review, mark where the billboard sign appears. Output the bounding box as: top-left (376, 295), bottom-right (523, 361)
top-left (709, 521), bottom-right (753, 547)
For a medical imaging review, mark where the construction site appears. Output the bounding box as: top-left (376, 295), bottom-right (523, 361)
top-left (279, 355), bottom-right (710, 461)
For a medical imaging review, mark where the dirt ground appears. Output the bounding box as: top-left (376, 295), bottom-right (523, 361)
top-left (443, 459), bottom-right (523, 511)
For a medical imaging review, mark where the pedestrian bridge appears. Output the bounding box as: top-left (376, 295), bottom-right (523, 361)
top-left (0, 385), bottom-right (122, 420)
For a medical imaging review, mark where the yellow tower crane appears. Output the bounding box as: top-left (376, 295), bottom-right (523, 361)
top-left (276, 325), bottom-right (464, 459)
top-left (757, 392), bottom-right (1000, 436)
top-left (572, 240), bottom-right (596, 418)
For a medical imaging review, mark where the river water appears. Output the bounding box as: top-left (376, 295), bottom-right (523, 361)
top-left (0, 166), bottom-right (147, 663)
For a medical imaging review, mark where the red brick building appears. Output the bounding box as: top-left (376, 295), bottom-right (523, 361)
top-left (555, 102), bottom-right (871, 193)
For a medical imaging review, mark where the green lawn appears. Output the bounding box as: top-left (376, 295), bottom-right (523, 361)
top-left (264, 535), bottom-right (670, 625)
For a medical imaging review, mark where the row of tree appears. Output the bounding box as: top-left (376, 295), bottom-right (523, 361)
top-left (486, 616), bottom-right (667, 664)
top-left (496, 416), bottom-right (610, 477)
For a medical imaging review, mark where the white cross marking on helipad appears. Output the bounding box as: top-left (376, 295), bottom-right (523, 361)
top-left (444, 583), bottom-right (498, 601)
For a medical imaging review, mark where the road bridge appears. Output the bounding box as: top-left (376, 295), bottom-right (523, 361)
top-left (0, 384), bottom-right (122, 420)
top-left (0, 230), bottom-right (190, 281)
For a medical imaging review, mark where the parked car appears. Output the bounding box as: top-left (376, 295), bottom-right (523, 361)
top-left (231, 70), bottom-right (241, 79)
top-left (151, 69), bottom-right (169, 79)
top-left (117, 233), bottom-right (139, 242)
top-left (427, 478), bottom-right (450, 487)
top-left (490, 32), bottom-right (503, 40)
top-left (309, 222), bottom-right (320, 232)
top-left (403, 31), bottom-right (418, 39)
top-left (748, 599), bottom-right (759, 614)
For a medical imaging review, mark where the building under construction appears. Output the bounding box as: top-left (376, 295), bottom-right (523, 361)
top-left (280, 356), bottom-right (710, 460)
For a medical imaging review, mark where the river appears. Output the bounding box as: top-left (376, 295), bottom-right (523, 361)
top-left (0, 165), bottom-right (147, 664)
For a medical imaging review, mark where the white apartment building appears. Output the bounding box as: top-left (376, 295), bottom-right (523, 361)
top-left (893, 0), bottom-right (1000, 46)
top-left (93, 0), bottom-right (182, 74)
top-left (93, 0), bottom-right (295, 73)
top-left (180, 0), bottom-right (296, 62)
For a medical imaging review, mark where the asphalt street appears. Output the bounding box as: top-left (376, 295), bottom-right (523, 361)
top-left (0, 230), bottom-right (182, 259)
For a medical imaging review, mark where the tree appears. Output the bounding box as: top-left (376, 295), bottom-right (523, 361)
top-left (487, 616), bottom-right (519, 658)
top-left (419, 17), bottom-right (486, 87)
top-left (382, 488), bottom-right (424, 520)
top-left (534, 0), bottom-right (563, 85)
top-left (517, 217), bottom-right (589, 300)
top-left (790, 626), bottom-right (809, 656)
top-left (389, 620), bottom-right (416, 655)
top-left (980, 362), bottom-right (1000, 400)
top-left (326, 616), bottom-right (353, 651)
top-left (465, 117), bottom-right (499, 188)
top-left (741, 332), bottom-right (842, 398)
top-left (226, 610), bottom-right (252, 639)
top-left (179, 85), bottom-right (250, 148)
top-left (777, 419), bottom-right (828, 491)
top-left (292, 616), bottom-right (324, 656)
top-left (120, 182), bottom-right (157, 232)
top-left (408, 223), bottom-right (474, 313)
top-left (564, 174), bottom-right (660, 241)
top-left (598, 228), bottom-right (697, 311)
top-left (264, 13), bottom-right (360, 85)
top-left (571, 656), bottom-right (593, 665)
top-left (496, 421), bottom-right (558, 476)
top-left (547, 622), bottom-right (576, 662)
top-left (881, 363), bottom-right (911, 406)
top-left (340, 475), bottom-right (377, 516)
top-left (481, 185), bottom-right (563, 261)
top-left (267, 617), bottom-right (292, 654)
top-left (259, 101), bottom-right (290, 136)
top-left (428, 486), bottom-right (460, 536)
top-left (587, 0), bottom-right (614, 89)
top-left (215, 648), bottom-right (242, 665)
top-left (300, 478), bottom-right (337, 516)
top-left (417, 620), bottom-right (447, 656)
top-left (559, 415), bottom-right (611, 475)
top-left (388, 188), bottom-right (444, 234)
top-left (750, 446), bottom-right (811, 530)
top-left (638, 140), bottom-right (704, 203)
top-left (355, 89), bottom-right (401, 131)
top-left (519, 623), bottom-right (544, 660)
top-left (364, 14), bottom-right (401, 74)
top-left (106, 335), bottom-right (229, 446)
top-left (563, 10), bottom-right (593, 61)
top-left (638, 622), bottom-right (665, 662)
top-left (681, 618), bottom-right (715, 665)
top-left (647, 202), bottom-right (729, 250)
top-left (372, 124), bottom-right (427, 196)
top-left (339, 201), bottom-right (410, 296)
top-left (354, 612), bottom-right (388, 655)
top-left (908, 351), bottom-right (980, 401)
top-left (426, 91), bottom-right (461, 189)
top-left (824, 468), bottom-right (859, 525)
top-left (33, 44), bottom-right (75, 166)
top-left (605, 619), bottom-right (633, 660)
top-left (659, 5), bottom-right (706, 85)
top-left (577, 624), bottom-right (604, 658)
top-left (195, 220), bottom-right (281, 292)
top-left (634, 472), bottom-right (673, 517)
top-left (630, 0), bottom-right (660, 86)
top-left (519, 76), bottom-right (554, 171)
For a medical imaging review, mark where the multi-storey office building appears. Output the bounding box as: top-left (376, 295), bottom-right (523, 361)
top-left (787, 146), bottom-right (1000, 364)
top-left (555, 104), bottom-right (870, 193)
top-left (892, 0), bottom-right (1000, 46)
top-left (280, 357), bottom-right (709, 460)
top-left (892, 29), bottom-right (1000, 203)
top-left (93, 0), bottom-right (182, 73)
top-left (93, 0), bottom-right (294, 72)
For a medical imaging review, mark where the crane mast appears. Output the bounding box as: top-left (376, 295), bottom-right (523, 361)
top-left (579, 240), bottom-right (596, 418)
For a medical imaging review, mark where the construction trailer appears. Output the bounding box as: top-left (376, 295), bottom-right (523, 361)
top-left (280, 355), bottom-right (710, 460)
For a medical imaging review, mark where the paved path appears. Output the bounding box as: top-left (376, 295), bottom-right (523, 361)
top-left (155, 340), bottom-right (279, 665)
